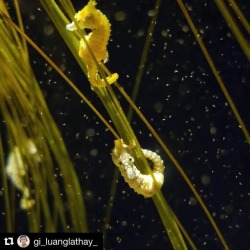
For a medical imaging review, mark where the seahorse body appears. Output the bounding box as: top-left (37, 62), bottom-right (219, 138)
top-left (112, 139), bottom-right (165, 198)
top-left (66, 0), bottom-right (118, 88)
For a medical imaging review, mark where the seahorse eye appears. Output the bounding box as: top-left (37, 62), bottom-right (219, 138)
top-left (79, 16), bottom-right (96, 29)
top-left (84, 14), bottom-right (92, 21)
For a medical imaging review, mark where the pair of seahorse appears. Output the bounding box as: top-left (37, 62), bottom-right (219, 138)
top-left (67, 1), bottom-right (165, 197)
top-left (66, 0), bottom-right (118, 88)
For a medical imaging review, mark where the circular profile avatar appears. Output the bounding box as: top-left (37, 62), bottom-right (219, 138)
top-left (17, 235), bottom-right (30, 248)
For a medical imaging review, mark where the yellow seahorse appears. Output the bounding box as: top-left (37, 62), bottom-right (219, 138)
top-left (66, 0), bottom-right (119, 88)
top-left (112, 139), bottom-right (165, 197)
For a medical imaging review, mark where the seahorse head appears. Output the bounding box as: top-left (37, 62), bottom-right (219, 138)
top-left (66, 0), bottom-right (101, 31)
